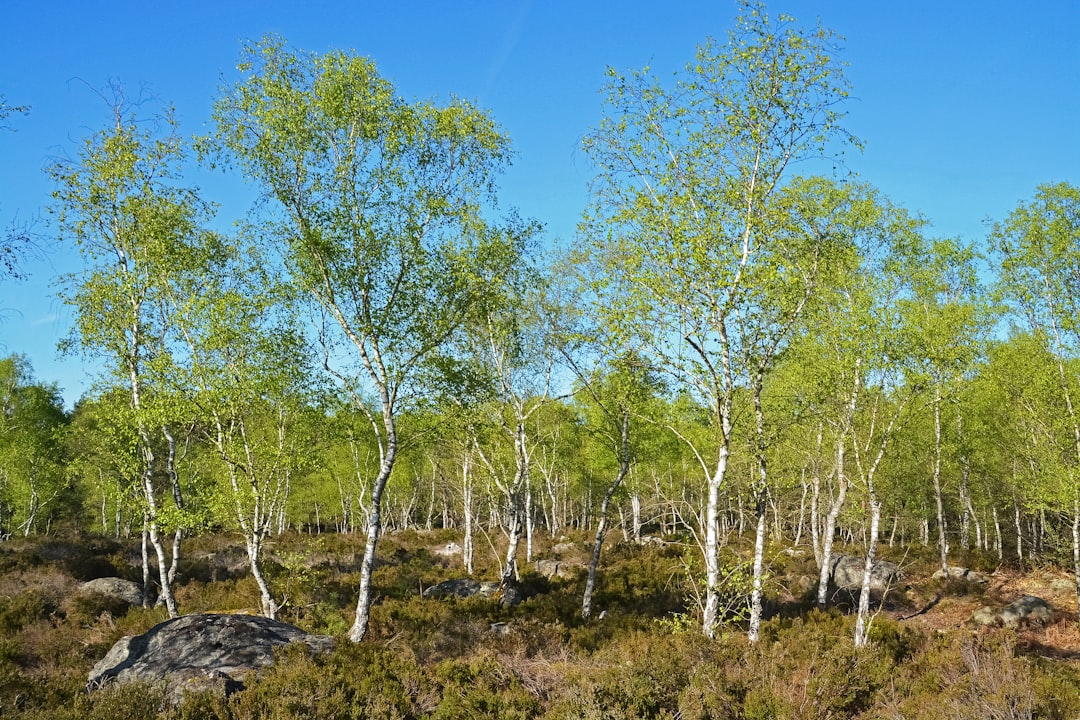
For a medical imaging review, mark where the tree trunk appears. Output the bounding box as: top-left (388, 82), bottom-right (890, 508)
top-left (247, 537), bottom-right (278, 619)
top-left (702, 447), bottom-right (731, 638)
top-left (141, 456), bottom-right (178, 618)
top-left (502, 507), bottom-right (523, 586)
top-left (525, 475), bottom-right (534, 563)
top-left (956, 401), bottom-right (973, 551)
top-left (807, 423), bottom-right (824, 565)
top-left (853, 496), bottom-right (881, 648)
top-left (817, 464), bottom-right (847, 608)
top-left (1073, 498), bottom-right (1080, 626)
top-left (462, 451), bottom-right (474, 576)
top-left (140, 513), bottom-right (150, 608)
top-left (1014, 500), bottom-right (1024, 565)
top-left (748, 488), bottom-right (767, 643)
top-left (818, 368), bottom-right (858, 608)
top-left (583, 411), bottom-right (630, 619)
top-left (793, 478), bottom-right (807, 547)
top-left (993, 506), bottom-right (1003, 560)
top-left (810, 464), bottom-right (822, 567)
top-left (748, 372), bottom-right (770, 643)
top-left (932, 389), bottom-right (949, 577)
top-left (348, 404), bottom-right (397, 643)
top-left (631, 493), bottom-right (642, 543)
top-left (162, 424), bottom-right (185, 589)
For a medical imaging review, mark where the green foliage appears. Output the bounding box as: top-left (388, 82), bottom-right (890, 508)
top-left (0, 590), bottom-right (49, 633)
top-left (82, 682), bottom-right (170, 720)
top-left (229, 642), bottom-right (430, 720)
top-left (431, 655), bottom-right (539, 720)
top-left (0, 355), bottom-right (72, 535)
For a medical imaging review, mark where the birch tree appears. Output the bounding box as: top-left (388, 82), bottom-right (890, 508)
top-left (458, 251), bottom-right (558, 592)
top-left (581, 0), bottom-right (856, 638)
top-left (0, 355), bottom-right (69, 537)
top-left (162, 233), bottom-right (313, 619)
top-left (899, 237), bottom-right (986, 577)
top-left (208, 37), bottom-right (525, 641)
top-left (990, 182), bottom-right (1080, 620)
top-left (53, 93), bottom-right (208, 617)
top-left (572, 353), bottom-right (661, 620)
top-left (770, 181), bottom-right (925, 610)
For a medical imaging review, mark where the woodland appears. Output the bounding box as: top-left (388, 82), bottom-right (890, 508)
top-left (2, 1), bottom-right (1080, 717)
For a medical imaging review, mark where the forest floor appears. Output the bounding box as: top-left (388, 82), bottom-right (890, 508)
top-left (890, 564), bottom-right (1080, 660)
top-left (3, 530), bottom-right (1080, 719)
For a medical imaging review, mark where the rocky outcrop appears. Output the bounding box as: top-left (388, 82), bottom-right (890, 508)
top-left (78, 577), bottom-right (144, 607)
top-left (931, 566), bottom-right (990, 584)
top-left (422, 578), bottom-right (499, 599)
top-left (551, 542), bottom-right (578, 555)
top-left (421, 577), bottom-right (524, 606)
top-left (535, 559), bottom-right (584, 580)
top-left (830, 554), bottom-right (903, 593)
top-left (433, 542), bottom-right (463, 558)
top-left (87, 613), bottom-right (334, 702)
top-left (973, 595), bottom-right (1054, 629)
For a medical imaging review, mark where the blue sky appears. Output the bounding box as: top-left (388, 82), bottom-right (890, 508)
top-left (2, 1), bottom-right (1078, 407)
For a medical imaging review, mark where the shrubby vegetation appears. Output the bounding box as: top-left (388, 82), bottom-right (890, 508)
top-left (0, 532), bottom-right (1078, 719)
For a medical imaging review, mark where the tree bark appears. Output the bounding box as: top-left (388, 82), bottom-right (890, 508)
top-left (853, 496), bottom-right (881, 647)
top-left (748, 488), bottom-right (767, 643)
top-left (583, 411), bottom-right (630, 619)
top-left (462, 451), bottom-right (474, 576)
top-left (1073, 498), bottom-right (1080, 626)
top-left (348, 403), bottom-right (397, 643)
top-left (932, 388), bottom-right (949, 577)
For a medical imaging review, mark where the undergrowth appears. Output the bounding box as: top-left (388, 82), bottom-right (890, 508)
top-left (0, 530), bottom-right (1077, 718)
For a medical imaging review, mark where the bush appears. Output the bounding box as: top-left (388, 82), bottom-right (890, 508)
top-left (229, 640), bottom-right (432, 720)
top-left (0, 590), bottom-right (49, 633)
top-left (431, 654), bottom-right (540, 720)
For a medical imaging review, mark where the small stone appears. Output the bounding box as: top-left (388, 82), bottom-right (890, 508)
top-left (971, 606), bottom-right (998, 626)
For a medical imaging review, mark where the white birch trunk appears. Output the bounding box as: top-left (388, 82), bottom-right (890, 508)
top-left (993, 506), bottom-right (1003, 560)
top-left (853, 496), bottom-right (881, 647)
top-left (748, 491), bottom-right (767, 642)
top-left (583, 411), bottom-right (630, 619)
top-left (631, 494), bottom-right (642, 543)
top-left (932, 389), bottom-right (949, 576)
top-left (462, 451), bottom-right (474, 576)
top-left (348, 399), bottom-right (397, 643)
top-left (1073, 498), bottom-right (1080, 626)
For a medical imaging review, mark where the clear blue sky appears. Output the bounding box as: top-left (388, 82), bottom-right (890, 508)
top-left (2, 1), bottom-right (1078, 407)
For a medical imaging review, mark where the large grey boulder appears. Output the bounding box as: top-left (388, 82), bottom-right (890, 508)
top-left (87, 613), bottom-right (334, 702)
top-left (421, 577), bottom-right (523, 606)
top-left (972, 596), bottom-right (1054, 628)
top-left (78, 577), bottom-right (144, 607)
top-left (830, 554), bottom-right (903, 593)
top-left (972, 605), bottom-right (999, 626)
top-left (1000, 596), bottom-right (1054, 628)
